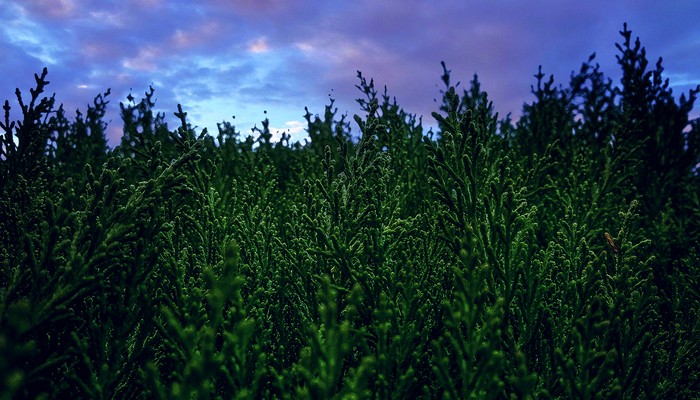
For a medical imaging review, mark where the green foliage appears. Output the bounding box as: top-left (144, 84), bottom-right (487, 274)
top-left (1, 24), bottom-right (698, 399)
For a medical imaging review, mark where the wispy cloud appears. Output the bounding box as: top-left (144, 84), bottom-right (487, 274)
top-left (248, 37), bottom-right (270, 53)
top-left (122, 46), bottom-right (162, 72)
top-left (21, 0), bottom-right (78, 19)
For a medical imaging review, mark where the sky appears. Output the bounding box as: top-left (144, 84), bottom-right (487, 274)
top-left (1, 0), bottom-right (699, 146)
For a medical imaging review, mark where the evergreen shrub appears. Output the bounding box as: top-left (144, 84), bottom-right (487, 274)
top-left (1, 24), bottom-right (698, 399)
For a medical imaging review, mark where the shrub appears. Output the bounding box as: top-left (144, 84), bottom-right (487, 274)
top-left (1, 24), bottom-right (698, 399)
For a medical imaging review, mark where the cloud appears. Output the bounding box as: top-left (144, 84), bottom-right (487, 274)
top-left (18, 0), bottom-right (77, 19)
top-left (122, 46), bottom-right (162, 72)
top-left (0, 6), bottom-right (66, 66)
top-left (269, 120), bottom-right (307, 143)
top-left (171, 21), bottom-right (225, 50)
top-left (85, 9), bottom-right (126, 28)
top-left (247, 37), bottom-right (270, 53)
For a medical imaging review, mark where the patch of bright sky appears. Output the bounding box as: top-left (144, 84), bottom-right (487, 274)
top-left (165, 50), bottom-right (305, 142)
top-left (244, 37), bottom-right (290, 83)
top-left (177, 95), bottom-right (308, 144)
top-left (270, 120), bottom-right (307, 143)
top-left (665, 72), bottom-right (700, 88)
top-left (153, 36), bottom-right (317, 144)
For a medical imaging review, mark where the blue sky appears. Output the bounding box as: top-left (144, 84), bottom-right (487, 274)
top-left (1, 0), bottom-right (699, 146)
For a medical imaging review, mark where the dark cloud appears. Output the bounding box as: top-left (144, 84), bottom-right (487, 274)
top-left (2, 0), bottom-right (699, 146)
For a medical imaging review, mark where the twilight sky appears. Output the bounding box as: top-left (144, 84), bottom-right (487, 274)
top-left (1, 0), bottom-right (699, 146)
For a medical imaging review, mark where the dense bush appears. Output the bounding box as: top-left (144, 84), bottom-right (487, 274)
top-left (1, 24), bottom-right (698, 399)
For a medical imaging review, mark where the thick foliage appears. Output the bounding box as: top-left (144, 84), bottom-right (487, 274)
top-left (1, 25), bottom-right (698, 399)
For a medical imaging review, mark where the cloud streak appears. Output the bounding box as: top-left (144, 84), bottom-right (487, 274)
top-left (1, 0), bottom-right (699, 145)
